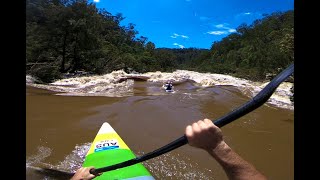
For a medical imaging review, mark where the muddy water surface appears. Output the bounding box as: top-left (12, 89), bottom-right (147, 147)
top-left (26, 80), bottom-right (293, 180)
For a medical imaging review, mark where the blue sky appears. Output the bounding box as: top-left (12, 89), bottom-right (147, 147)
top-left (91, 0), bottom-right (294, 49)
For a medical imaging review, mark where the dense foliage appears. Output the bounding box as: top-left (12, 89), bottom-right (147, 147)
top-left (27, 0), bottom-right (158, 82)
top-left (26, 0), bottom-right (294, 85)
top-left (199, 11), bottom-right (294, 81)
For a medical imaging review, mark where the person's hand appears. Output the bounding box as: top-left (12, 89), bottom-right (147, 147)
top-left (70, 166), bottom-right (96, 180)
top-left (185, 118), bottom-right (224, 152)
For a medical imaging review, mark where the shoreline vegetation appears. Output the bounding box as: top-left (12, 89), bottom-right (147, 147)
top-left (26, 0), bottom-right (294, 104)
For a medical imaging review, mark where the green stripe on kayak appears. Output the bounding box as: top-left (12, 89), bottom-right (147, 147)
top-left (82, 122), bottom-right (154, 179)
top-left (83, 143), bottom-right (153, 179)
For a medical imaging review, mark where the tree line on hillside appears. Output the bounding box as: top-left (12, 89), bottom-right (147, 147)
top-left (26, 0), bottom-right (293, 84)
top-left (198, 11), bottom-right (294, 81)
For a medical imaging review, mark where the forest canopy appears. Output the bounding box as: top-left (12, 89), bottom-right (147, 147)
top-left (26, 0), bottom-right (294, 83)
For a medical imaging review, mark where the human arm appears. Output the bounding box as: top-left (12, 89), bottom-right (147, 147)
top-left (70, 167), bottom-right (96, 180)
top-left (185, 119), bottom-right (267, 180)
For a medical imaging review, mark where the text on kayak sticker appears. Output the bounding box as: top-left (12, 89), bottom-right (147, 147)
top-left (94, 139), bottom-right (119, 152)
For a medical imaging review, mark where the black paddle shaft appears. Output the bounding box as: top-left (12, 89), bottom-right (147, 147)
top-left (91, 63), bottom-right (294, 175)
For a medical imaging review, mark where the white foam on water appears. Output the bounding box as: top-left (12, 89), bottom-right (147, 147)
top-left (26, 143), bottom-right (91, 176)
top-left (26, 69), bottom-right (293, 110)
top-left (26, 75), bottom-right (39, 84)
top-left (26, 146), bottom-right (52, 167)
top-left (55, 143), bottom-right (91, 173)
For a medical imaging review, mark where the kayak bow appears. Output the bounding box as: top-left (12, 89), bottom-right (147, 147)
top-left (84, 122), bottom-right (155, 179)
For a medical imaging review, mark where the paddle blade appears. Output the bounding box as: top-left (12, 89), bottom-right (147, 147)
top-left (27, 165), bottom-right (75, 179)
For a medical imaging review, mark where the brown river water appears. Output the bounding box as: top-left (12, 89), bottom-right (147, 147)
top-left (26, 71), bottom-right (293, 180)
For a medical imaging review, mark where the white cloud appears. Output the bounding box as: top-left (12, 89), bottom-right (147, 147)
top-left (215, 24), bottom-right (225, 28)
top-left (173, 43), bottom-right (185, 49)
top-left (215, 23), bottom-right (234, 30)
top-left (170, 33), bottom-right (189, 39)
top-left (235, 12), bottom-right (263, 21)
top-left (207, 23), bottom-right (236, 35)
top-left (207, 31), bottom-right (227, 35)
top-left (93, 0), bottom-right (100, 2)
top-left (235, 12), bottom-right (255, 19)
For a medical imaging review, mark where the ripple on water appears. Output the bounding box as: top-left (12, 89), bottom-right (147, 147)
top-left (136, 151), bottom-right (216, 179)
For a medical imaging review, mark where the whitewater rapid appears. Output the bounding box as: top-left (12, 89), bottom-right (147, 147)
top-left (26, 70), bottom-right (294, 110)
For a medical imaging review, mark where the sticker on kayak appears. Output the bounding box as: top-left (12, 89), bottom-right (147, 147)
top-left (94, 139), bottom-right (119, 152)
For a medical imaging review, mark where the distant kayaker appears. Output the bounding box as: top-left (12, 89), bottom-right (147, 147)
top-left (164, 81), bottom-right (173, 91)
top-left (71, 118), bottom-right (267, 180)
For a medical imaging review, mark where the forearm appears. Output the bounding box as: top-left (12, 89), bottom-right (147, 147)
top-left (207, 141), bottom-right (267, 180)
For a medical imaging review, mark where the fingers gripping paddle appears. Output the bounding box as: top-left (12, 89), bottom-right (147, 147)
top-left (35, 63), bottom-right (294, 178)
